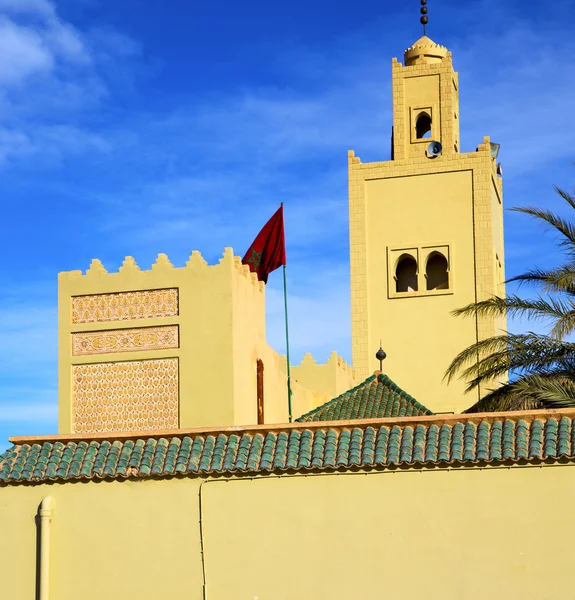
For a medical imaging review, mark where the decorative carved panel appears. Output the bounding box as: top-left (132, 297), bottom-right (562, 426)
top-left (72, 325), bottom-right (179, 356)
top-left (72, 358), bottom-right (179, 433)
top-left (71, 288), bottom-right (178, 324)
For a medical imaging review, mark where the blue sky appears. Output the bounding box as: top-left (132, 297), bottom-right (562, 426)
top-left (0, 0), bottom-right (574, 450)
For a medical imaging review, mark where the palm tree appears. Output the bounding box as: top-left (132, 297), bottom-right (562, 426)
top-left (445, 184), bottom-right (575, 413)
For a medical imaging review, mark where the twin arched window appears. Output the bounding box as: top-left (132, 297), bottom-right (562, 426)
top-left (395, 251), bottom-right (449, 294)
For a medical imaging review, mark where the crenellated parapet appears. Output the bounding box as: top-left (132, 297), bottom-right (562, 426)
top-left (60, 248), bottom-right (264, 293)
top-left (58, 248), bottom-right (266, 436)
top-left (292, 350), bottom-right (356, 401)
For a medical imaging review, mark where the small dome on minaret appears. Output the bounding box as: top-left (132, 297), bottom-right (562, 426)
top-left (403, 35), bottom-right (448, 66)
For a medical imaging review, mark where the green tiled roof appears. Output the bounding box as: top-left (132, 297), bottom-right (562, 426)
top-left (2, 410), bottom-right (575, 485)
top-left (295, 373), bottom-right (433, 422)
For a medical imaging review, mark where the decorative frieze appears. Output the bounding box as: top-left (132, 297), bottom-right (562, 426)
top-left (72, 358), bottom-right (179, 433)
top-left (71, 288), bottom-right (179, 324)
top-left (72, 325), bottom-right (179, 356)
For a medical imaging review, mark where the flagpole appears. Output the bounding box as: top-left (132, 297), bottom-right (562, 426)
top-left (281, 203), bottom-right (293, 422)
top-left (283, 264), bottom-right (293, 422)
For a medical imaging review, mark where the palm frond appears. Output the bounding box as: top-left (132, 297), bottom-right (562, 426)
top-left (508, 265), bottom-right (575, 295)
top-left (553, 185), bottom-right (575, 212)
top-left (513, 375), bottom-right (575, 408)
top-left (511, 205), bottom-right (575, 251)
top-left (464, 373), bottom-right (575, 413)
top-left (463, 380), bottom-right (542, 413)
top-left (452, 295), bottom-right (575, 338)
top-left (444, 334), bottom-right (510, 384)
top-left (447, 333), bottom-right (575, 393)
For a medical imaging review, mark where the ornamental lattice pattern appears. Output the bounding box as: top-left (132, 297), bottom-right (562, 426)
top-left (71, 289), bottom-right (179, 324)
top-left (72, 358), bottom-right (179, 433)
top-left (72, 325), bottom-right (179, 356)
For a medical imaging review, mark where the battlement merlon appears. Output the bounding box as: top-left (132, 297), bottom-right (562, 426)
top-left (391, 51), bottom-right (454, 70)
top-left (58, 248), bottom-right (265, 296)
top-left (297, 350), bottom-right (353, 375)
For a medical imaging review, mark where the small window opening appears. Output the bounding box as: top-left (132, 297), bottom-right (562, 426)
top-left (415, 113), bottom-right (432, 139)
top-left (426, 253), bottom-right (449, 290)
top-left (396, 255), bottom-right (418, 293)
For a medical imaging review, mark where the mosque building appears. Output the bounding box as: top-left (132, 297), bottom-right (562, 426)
top-left (1, 24), bottom-right (573, 600)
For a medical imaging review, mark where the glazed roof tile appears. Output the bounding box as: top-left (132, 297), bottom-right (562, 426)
top-left (2, 408), bottom-right (575, 485)
top-left (295, 373), bottom-right (433, 422)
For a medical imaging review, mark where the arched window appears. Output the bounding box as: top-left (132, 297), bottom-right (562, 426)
top-left (396, 255), bottom-right (418, 293)
top-left (426, 252), bottom-right (449, 290)
top-left (415, 112), bottom-right (432, 139)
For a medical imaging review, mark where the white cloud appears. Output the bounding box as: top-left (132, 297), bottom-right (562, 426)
top-left (0, 2), bottom-right (90, 87)
top-left (0, 0), bottom-right (137, 163)
top-left (0, 124), bottom-right (110, 165)
top-left (0, 17), bottom-right (54, 85)
top-left (45, 17), bottom-right (90, 64)
top-left (88, 27), bottom-right (142, 59)
top-left (0, 127), bottom-right (34, 160)
top-left (452, 20), bottom-right (575, 173)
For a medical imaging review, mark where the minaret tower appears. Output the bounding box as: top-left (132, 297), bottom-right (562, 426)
top-left (348, 4), bottom-right (505, 412)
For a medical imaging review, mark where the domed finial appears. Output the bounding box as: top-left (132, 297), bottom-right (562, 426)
top-left (420, 0), bottom-right (428, 36)
top-left (376, 342), bottom-right (387, 372)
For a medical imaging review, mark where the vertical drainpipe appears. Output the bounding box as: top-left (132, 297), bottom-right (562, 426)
top-left (39, 496), bottom-right (54, 600)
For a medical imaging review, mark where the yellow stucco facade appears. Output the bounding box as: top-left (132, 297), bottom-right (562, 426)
top-left (58, 248), bottom-right (355, 433)
top-left (1, 455), bottom-right (574, 599)
top-left (291, 351), bottom-right (355, 401)
top-left (349, 37), bottom-right (505, 412)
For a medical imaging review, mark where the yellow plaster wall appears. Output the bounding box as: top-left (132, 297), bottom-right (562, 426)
top-left (202, 465), bottom-right (575, 599)
top-left (364, 170), bottom-right (476, 412)
top-left (227, 253), bottom-right (267, 426)
top-left (291, 351), bottom-right (356, 400)
top-left (2, 463), bottom-right (575, 599)
top-left (0, 478), bottom-right (204, 600)
top-left (58, 249), bottom-right (292, 431)
top-left (350, 145), bottom-right (503, 412)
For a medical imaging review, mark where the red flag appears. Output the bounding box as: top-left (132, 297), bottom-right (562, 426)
top-left (242, 205), bottom-right (286, 283)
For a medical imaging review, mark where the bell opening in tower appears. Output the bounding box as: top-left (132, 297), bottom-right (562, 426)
top-left (415, 112), bottom-right (432, 139)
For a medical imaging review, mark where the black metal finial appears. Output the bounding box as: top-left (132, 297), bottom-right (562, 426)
top-left (376, 342), bottom-right (387, 372)
top-left (420, 0), bottom-right (428, 36)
